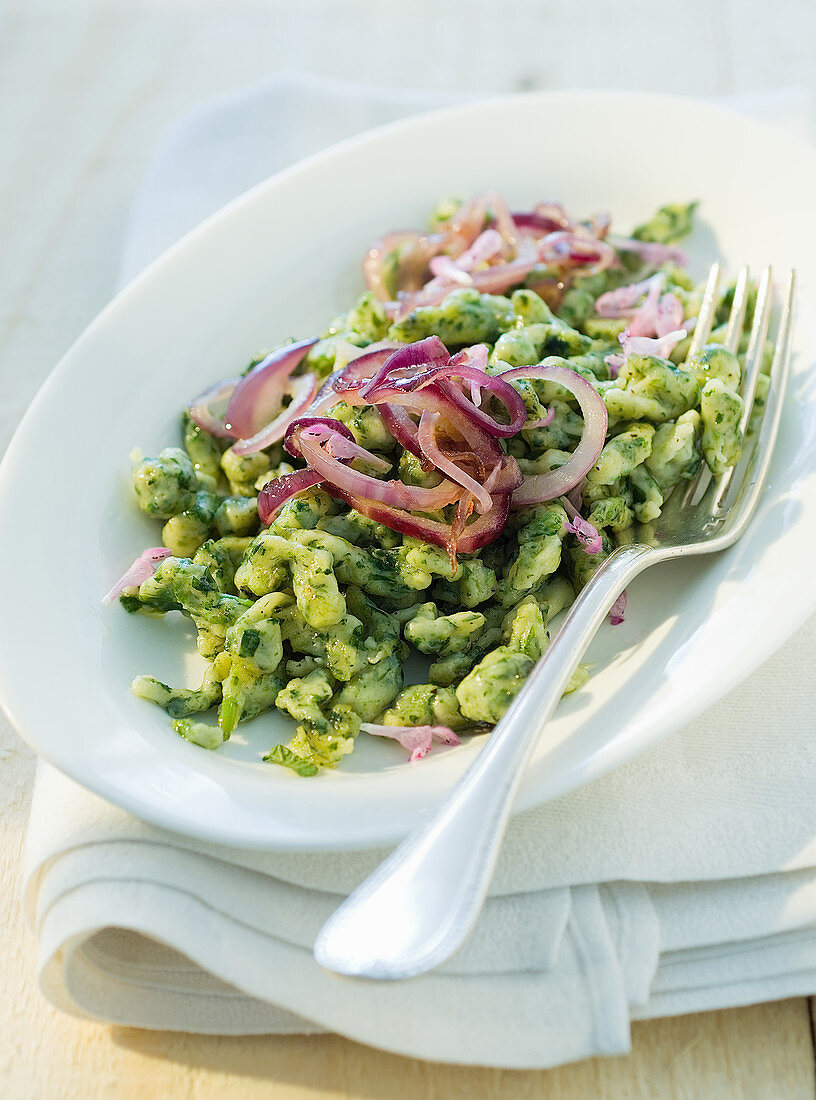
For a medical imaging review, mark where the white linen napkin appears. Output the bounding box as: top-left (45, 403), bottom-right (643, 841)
top-left (21, 74), bottom-right (816, 1069)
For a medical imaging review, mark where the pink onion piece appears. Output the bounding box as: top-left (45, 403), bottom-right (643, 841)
top-left (605, 352), bottom-right (624, 378)
top-left (594, 273), bottom-right (662, 319)
top-left (625, 274), bottom-right (665, 337)
top-left (457, 227), bottom-right (505, 268)
top-left (331, 483), bottom-right (510, 557)
top-left (361, 723), bottom-right (461, 763)
top-left (561, 494), bottom-right (602, 554)
top-left (359, 336), bottom-right (449, 399)
top-left (103, 547), bottom-right (172, 605)
top-left (566, 481), bottom-right (585, 513)
top-left (610, 590), bottom-right (627, 626)
top-left (284, 415), bottom-right (355, 458)
top-left (511, 206), bottom-right (571, 236)
top-left (566, 515), bottom-right (603, 554)
top-left (428, 255), bottom-right (473, 285)
top-left (441, 194), bottom-right (492, 257)
top-left (417, 411), bottom-right (493, 513)
top-left (257, 467), bottom-right (324, 524)
top-left (655, 292), bottom-right (684, 336)
top-left (225, 337), bottom-right (317, 439)
top-left (230, 373), bottom-right (318, 455)
top-left (188, 377), bottom-right (240, 438)
top-left (525, 405), bottom-right (555, 430)
top-left (378, 402), bottom-right (424, 460)
top-left (306, 346), bottom-right (397, 419)
top-left (365, 349), bottom-right (526, 440)
top-left (297, 428), bottom-right (463, 512)
top-left (300, 423), bottom-right (391, 473)
top-left (619, 327), bottom-right (688, 360)
top-left (363, 230), bottom-right (441, 301)
top-left (499, 365), bottom-right (608, 507)
top-left (608, 235), bottom-right (689, 268)
top-left (539, 231), bottom-right (618, 274)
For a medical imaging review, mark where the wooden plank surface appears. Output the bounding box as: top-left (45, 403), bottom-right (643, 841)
top-left (1, 2), bottom-right (816, 1096)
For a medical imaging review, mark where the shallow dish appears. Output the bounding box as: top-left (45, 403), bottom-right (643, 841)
top-left (0, 90), bottom-right (814, 850)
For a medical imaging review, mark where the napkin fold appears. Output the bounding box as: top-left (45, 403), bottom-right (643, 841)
top-left (21, 74), bottom-right (816, 1069)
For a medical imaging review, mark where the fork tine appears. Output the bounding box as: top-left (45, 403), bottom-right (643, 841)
top-left (710, 266), bottom-right (774, 513)
top-left (712, 269), bottom-right (795, 518)
top-left (723, 265), bottom-right (751, 353)
top-left (685, 262), bottom-right (721, 361)
top-left (681, 262), bottom-right (724, 508)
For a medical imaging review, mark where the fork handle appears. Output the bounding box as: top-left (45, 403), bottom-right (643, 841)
top-left (313, 543), bottom-right (654, 980)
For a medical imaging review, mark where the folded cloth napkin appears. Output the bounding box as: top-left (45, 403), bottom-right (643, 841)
top-left (21, 75), bottom-right (816, 1069)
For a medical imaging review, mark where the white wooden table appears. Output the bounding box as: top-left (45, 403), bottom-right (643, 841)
top-left (2, 2), bottom-right (816, 1095)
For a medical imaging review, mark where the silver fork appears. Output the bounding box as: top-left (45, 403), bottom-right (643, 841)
top-left (314, 264), bottom-right (796, 980)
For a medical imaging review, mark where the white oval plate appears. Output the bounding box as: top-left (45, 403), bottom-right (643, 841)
top-left (0, 91), bottom-right (814, 851)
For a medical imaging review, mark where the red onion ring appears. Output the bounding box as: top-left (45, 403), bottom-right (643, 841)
top-left (284, 415), bottom-right (355, 458)
top-left (330, 483), bottom-right (510, 556)
top-left (225, 337), bottom-right (317, 439)
top-left (359, 336), bottom-right (449, 399)
top-left (300, 424), bottom-right (391, 473)
top-left (257, 468), bottom-right (325, 524)
top-left (297, 429), bottom-right (463, 512)
top-left (231, 373), bottom-right (318, 455)
top-left (378, 402), bottom-right (424, 460)
top-left (363, 231), bottom-right (442, 301)
top-left (188, 377), bottom-right (240, 438)
top-left (417, 411), bottom-right (493, 514)
top-left (498, 365), bottom-right (608, 506)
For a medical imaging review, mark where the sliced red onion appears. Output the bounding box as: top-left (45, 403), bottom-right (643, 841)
top-left (363, 230), bottom-right (441, 301)
top-left (608, 235), bottom-right (689, 268)
top-left (188, 376), bottom-right (240, 438)
top-left (458, 227), bottom-right (505, 268)
top-left (628, 274), bottom-right (665, 337)
top-left (605, 352), bottom-right (624, 378)
top-left (230, 373), bottom-right (318, 455)
top-left (257, 467), bottom-right (324, 524)
top-left (417, 411), bottom-right (493, 514)
top-left (594, 274), bottom-right (661, 318)
top-left (394, 256), bottom-right (536, 316)
top-left (539, 231), bottom-right (617, 274)
top-left (468, 258), bottom-right (537, 295)
top-left (360, 723), bottom-right (461, 763)
top-left (224, 337), bottom-right (317, 439)
top-left (619, 327), bottom-right (688, 359)
top-left (566, 514), bottom-right (603, 554)
top-left (561, 494), bottom-right (602, 554)
top-left (441, 194), bottom-right (491, 257)
top-left (525, 405), bottom-right (555, 430)
top-left (378, 403), bottom-right (424, 460)
top-left (499, 365), bottom-right (608, 506)
top-left (610, 591), bottom-right (627, 626)
top-left (103, 547), bottom-right (172, 605)
top-left (300, 423), bottom-right (391, 473)
top-left (331, 483), bottom-right (511, 556)
top-left (298, 429), bottom-right (463, 512)
top-left (359, 336), bottom-right (449, 399)
top-left (427, 255), bottom-right (473, 285)
top-left (655, 292), bottom-right (685, 336)
top-left (511, 205), bottom-right (571, 236)
top-left (305, 346), bottom-right (398, 419)
top-left (283, 415), bottom-right (355, 459)
top-left (566, 481), bottom-right (585, 512)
